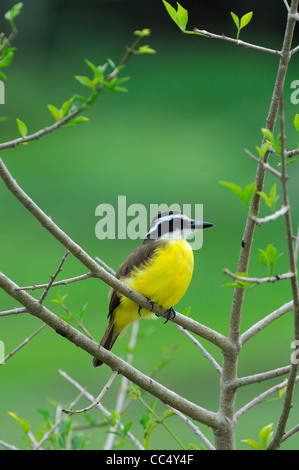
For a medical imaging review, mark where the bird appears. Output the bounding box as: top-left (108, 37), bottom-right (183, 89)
top-left (93, 211), bottom-right (213, 367)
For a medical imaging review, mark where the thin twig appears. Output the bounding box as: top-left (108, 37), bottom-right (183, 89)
top-left (240, 301), bottom-right (293, 345)
top-left (281, 423), bottom-right (299, 443)
top-left (290, 44), bottom-right (299, 55)
top-left (193, 28), bottom-right (282, 57)
top-left (244, 148), bottom-right (282, 179)
top-left (235, 376), bottom-right (299, 420)
top-left (250, 205), bottom-right (289, 224)
top-left (0, 440), bottom-right (19, 450)
top-left (167, 406), bottom-right (215, 450)
top-left (230, 365), bottom-right (291, 390)
top-left (63, 370), bottom-right (118, 414)
top-left (174, 324), bottom-right (222, 374)
top-left (223, 269), bottom-right (294, 285)
top-left (38, 251), bottom-right (70, 303)
top-left (0, 306), bottom-right (26, 317)
top-left (95, 257), bottom-right (116, 275)
top-left (0, 324), bottom-right (46, 365)
top-left (16, 272), bottom-right (92, 291)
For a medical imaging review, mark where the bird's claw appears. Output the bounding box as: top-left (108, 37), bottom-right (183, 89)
top-left (163, 307), bottom-right (176, 324)
top-left (138, 298), bottom-right (155, 316)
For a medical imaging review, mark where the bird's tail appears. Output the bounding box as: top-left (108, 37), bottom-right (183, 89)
top-left (92, 315), bottom-right (119, 368)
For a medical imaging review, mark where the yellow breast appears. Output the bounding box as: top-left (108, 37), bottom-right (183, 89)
top-left (132, 238), bottom-right (194, 309)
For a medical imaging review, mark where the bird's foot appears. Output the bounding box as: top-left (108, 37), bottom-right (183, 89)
top-left (138, 297), bottom-right (155, 316)
top-left (163, 307), bottom-right (176, 324)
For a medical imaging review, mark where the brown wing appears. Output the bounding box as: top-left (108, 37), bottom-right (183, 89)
top-left (108, 241), bottom-right (160, 317)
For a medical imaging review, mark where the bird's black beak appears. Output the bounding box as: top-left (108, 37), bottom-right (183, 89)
top-left (190, 220), bottom-right (214, 230)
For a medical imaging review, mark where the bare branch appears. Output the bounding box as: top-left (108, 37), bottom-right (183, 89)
top-left (290, 44), bottom-right (299, 55)
top-left (63, 370), bottom-right (118, 414)
top-left (285, 148), bottom-right (299, 157)
top-left (250, 205), bottom-right (289, 224)
top-left (193, 29), bottom-right (282, 57)
top-left (0, 324), bottom-right (46, 365)
top-left (235, 376), bottom-right (299, 420)
top-left (95, 257), bottom-right (116, 275)
top-left (38, 251), bottom-right (70, 304)
top-left (0, 306), bottom-right (26, 317)
top-left (244, 148), bottom-right (282, 179)
top-left (0, 440), bottom-right (19, 450)
top-left (283, 0), bottom-right (290, 11)
top-left (223, 269), bottom-right (294, 285)
top-left (240, 300), bottom-right (293, 345)
top-left (16, 273), bottom-right (93, 292)
top-left (167, 406), bottom-right (215, 450)
top-left (174, 324), bottom-right (222, 374)
top-left (281, 423), bottom-right (299, 443)
top-left (230, 365), bottom-right (291, 389)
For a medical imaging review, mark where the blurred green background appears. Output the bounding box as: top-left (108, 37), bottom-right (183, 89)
top-left (1, 0), bottom-right (299, 450)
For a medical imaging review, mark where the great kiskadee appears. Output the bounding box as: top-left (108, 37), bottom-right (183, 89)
top-left (93, 211), bottom-right (213, 367)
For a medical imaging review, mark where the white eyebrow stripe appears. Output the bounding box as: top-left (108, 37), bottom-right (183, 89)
top-left (147, 213), bottom-right (191, 235)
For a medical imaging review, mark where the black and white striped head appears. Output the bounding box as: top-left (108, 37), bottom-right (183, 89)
top-left (145, 211), bottom-right (213, 242)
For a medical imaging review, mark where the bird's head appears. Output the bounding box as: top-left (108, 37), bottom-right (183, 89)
top-left (145, 211), bottom-right (214, 242)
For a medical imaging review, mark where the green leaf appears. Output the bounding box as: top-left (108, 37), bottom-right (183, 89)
top-left (162, 0), bottom-right (178, 24)
top-left (242, 439), bottom-right (263, 450)
top-left (256, 141), bottom-right (271, 160)
top-left (123, 421), bottom-right (133, 436)
top-left (258, 244), bottom-right (283, 277)
top-left (259, 423), bottom-right (273, 450)
top-left (75, 75), bottom-right (92, 88)
top-left (219, 181), bottom-right (243, 198)
top-left (134, 29), bottom-right (151, 37)
top-left (8, 411), bottom-right (30, 433)
top-left (278, 379), bottom-right (287, 399)
top-left (0, 50), bottom-right (14, 68)
top-left (176, 2), bottom-right (188, 30)
top-left (219, 181), bottom-right (256, 210)
top-left (294, 114), bottom-right (299, 132)
top-left (230, 11), bottom-right (240, 29)
top-left (16, 118), bottom-right (27, 137)
top-left (4, 2), bottom-right (23, 29)
top-left (60, 96), bottom-right (75, 118)
top-left (47, 104), bottom-right (62, 122)
top-left (257, 184), bottom-right (279, 212)
top-left (182, 306), bottom-right (191, 316)
top-left (240, 11), bottom-right (253, 29)
top-left (136, 45), bottom-right (156, 54)
top-left (243, 182), bottom-right (257, 207)
top-left (162, 1), bottom-right (205, 35)
top-left (261, 128), bottom-right (275, 144)
top-left (0, 71), bottom-right (7, 80)
top-left (63, 116), bottom-right (89, 128)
